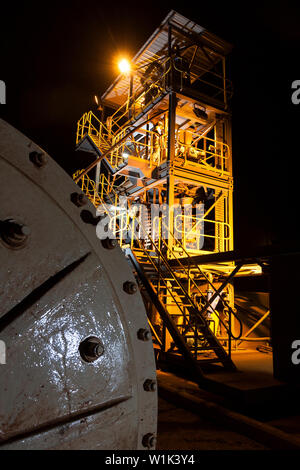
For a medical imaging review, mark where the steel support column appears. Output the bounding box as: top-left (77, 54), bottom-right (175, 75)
top-left (166, 91), bottom-right (176, 245)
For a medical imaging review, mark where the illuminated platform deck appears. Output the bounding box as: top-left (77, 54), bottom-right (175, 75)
top-left (158, 349), bottom-right (300, 411)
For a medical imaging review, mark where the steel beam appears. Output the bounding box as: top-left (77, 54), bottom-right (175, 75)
top-left (168, 244), bottom-right (300, 268)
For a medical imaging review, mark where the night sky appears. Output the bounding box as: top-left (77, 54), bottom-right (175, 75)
top-left (1, 0), bottom-right (300, 251)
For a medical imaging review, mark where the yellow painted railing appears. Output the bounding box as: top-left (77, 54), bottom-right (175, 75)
top-left (109, 127), bottom-right (168, 168)
top-left (76, 111), bottom-right (112, 149)
top-left (110, 57), bottom-right (171, 131)
top-left (76, 112), bottom-right (229, 176)
top-left (175, 130), bottom-right (230, 174)
top-left (174, 213), bottom-right (231, 252)
top-left (73, 168), bottom-right (232, 254)
top-left (72, 170), bottom-right (118, 207)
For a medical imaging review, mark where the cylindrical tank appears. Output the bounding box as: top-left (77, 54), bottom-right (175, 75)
top-left (0, 119), bottom-right (157, 450)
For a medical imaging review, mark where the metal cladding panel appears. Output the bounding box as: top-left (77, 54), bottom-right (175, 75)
top-left (0, 119), bottom-right (157, 449)
top-left (1, 401), bottom-right (138, 450)
top-left (0, 252), bottom-right (133, 440)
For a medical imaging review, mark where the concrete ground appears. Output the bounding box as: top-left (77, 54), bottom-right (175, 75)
top-left (156, 398), bottom-right (266, 450)
top-left (156, 370), bottom-right (300, 450)
top-left (268, 415), bottom-right (300, 440)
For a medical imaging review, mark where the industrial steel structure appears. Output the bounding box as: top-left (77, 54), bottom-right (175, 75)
top-left (73, 11), bottom-right (266, 380)
top-left (1, 8), bottom-right (299, 453)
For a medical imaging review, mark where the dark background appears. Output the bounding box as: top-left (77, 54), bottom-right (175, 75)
top-left (1, 0), bottom-right (300, 251)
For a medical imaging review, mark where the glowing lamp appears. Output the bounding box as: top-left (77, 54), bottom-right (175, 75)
top-left (118, 58), bottom-right (131, 75)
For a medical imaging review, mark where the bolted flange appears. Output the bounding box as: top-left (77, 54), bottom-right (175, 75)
top-left (79, 336), bottom-right (104, 363)
top-left (137, 329), bottom-right (151, 341)
top-left (0, 118), bottom-right (157, 450)
top-left (70, 192), bottom-right (88, 207)
top-left (29, 151), bottom-right (47, 168)
top-left (0, 219), bottom-right (30, 249)
top-left (143, 379), bottom-right (157, 392)
top-left (123, 281), bottom-right (137, 295)
top-left (101, 237), bottom-right (118, 250)
top-left (142, 433), bottom-right (156, 449)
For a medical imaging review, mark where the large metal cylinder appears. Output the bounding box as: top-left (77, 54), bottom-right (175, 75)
top-left (0, 119), bottom-right (157, 449)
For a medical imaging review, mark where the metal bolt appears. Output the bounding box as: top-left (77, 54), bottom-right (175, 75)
top-left (101, 237), bottom-right (118, 250)
top-left (29, 151), bottom-right (47, 167)
top-left (142, 433), bottom-right (156, 448)
top-left (71, 192), bottom-right (88, 207)
top-left (137, 329), bottom-right (151, 341)
top-left (0, 219), bottom-right (30, 249)
top-left (80, 210), bottom-right (101, 226)
top-left (79, 336), bottom-right (104, 363)
top-left (143, 379), bottom-right (157, 392)
top-left (94, 343), bottom-right (105, 357)
top-left (123, 280), bottom-right (137, 295)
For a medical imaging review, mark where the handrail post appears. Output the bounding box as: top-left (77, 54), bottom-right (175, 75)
top-left (88, 111), bottom-right (91, 137)
top-left (228, 306), bottom-right (232, 359)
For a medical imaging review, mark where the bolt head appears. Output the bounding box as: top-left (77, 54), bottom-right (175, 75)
top-left (94, 343), bottom-right (104, 358)
top-left (29, 151), bottom-right (47, 167)
top-left (71, 192), bottom-right (88, 207)
top-left (142, 433), bottom-right (156, 449)
top-left (20, 225), bottom-right (31, 237)
top-left (137, 329), bottom-right (151, 341)
top-left (101, 237), bottom-right (118, 250)
top-left (80, 210), bottom-right (101, 226)
top-left (143, 379), bottom-right (157, 392)
top-left (0, 219), bottom-right (30, 249)
top-left (79, 336), bottom-right (104, 363)
top-left (123, 280), bottom-right (137, 295)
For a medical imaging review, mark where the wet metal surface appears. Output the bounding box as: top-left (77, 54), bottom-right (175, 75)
top-left (0, 255), bottom-right (132, 441)
top-left (0, 119), bottom-right (157, 449)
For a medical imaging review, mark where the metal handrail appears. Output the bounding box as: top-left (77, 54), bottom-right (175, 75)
top-left (76, 110), bottom-right (113, 147)
top-left (135, 240), bottom-right (198, 334)
top-left (132, 222), bottom-right (204, 334)
top-left (174, 213), bottom-right (231, 250)
top-left (158, 217), bottom-right (242, 340)
top-left (110, 127), bottom-right (168, 168)
top-left (175, 131), bottom-right (229, 174)
top-left (110, 57), bottom-right (171, 130)
top-left (72, 169), bottom-right (240, 342)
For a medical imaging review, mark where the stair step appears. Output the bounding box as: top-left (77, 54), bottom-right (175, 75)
top-left (152, 286), bottom-right (182, 290)
top-left (196, 357), bottom-right (221, 364)
top-left (160, 294), bottom-right (186, 298)
top-left (167, 313), bottom-right (186, 317)
top-left (128, 243), bottom-right (236, 374)
top-left (165, 304), bottom-right (192, 308)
